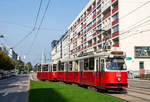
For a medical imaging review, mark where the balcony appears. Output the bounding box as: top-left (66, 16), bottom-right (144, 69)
top-left (97, 0), bottom-right (101, 6)
top-left (112, 18), bottom-right (118, 26)
top-left (83, 30), bottom-right (87, 35)
top-left (112, 6), bottom-right (118, 14)
top-left (113, 44), bottom-right (119, 47)
top-left (87, 10), bottom-right (92, 15)
top-left (97, 40), bottom-right (102, 43)
top-left (92, 23), bottom-right (96, 28)
top-left (93, 5), bottom-right (96, 10)
top-left (112, 0), bottom-right (115, 3)
top-left (102, 12), bottom-right (111, 20)
top-left (112, 31), bottom-right (119, 37)
top-left (92, 14), bottom-right (97, 19)
top-left (93, 32), bottom-right (97, 37)
top-left (81, 25), bottom-right (84, 29)
top-left (93, 42), bottom-right (97, 45)
top-left (97, 10), bottom-right (101, 16)
top-left (97, 20), bottom-right (101, 25)
top-left (88, 44), bottom-right (92, 48)
top-left (87, 27), bottom-right (92, 32)
top-left (103, 35), bottom-right (111, 41)
top-left (81, 40), bottom-right (84, 43)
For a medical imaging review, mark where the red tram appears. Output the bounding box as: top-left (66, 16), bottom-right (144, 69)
top-left (37, 51), bottom-right (128, 90)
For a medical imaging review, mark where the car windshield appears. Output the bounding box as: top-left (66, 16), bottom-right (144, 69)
top-left (106, 58), bottom-right (126, 70)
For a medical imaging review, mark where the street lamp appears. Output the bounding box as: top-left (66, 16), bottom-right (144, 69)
top-left (0, 35), bottom-right (4, 38)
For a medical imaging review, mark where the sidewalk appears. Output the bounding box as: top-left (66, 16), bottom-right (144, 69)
top-left (128, 78), bottom-right (150, 83)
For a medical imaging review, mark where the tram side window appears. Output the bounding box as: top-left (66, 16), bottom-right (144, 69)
top-left (53, 64), bottom-right (57, 71)
top-left (89, 57), bottom-right (94, 70)
top-left (38, 65), bottom-right (41, 72)
top-left (60, 63), bottom-right (64, 71)
top-left (80, 60), bottom-right (84, 71)
top-left (96, 60), bottom-right (99, 76)
top-left (58, 61), bottom-right (61, 71)
top-left (75, 61), bottom-right (79, 71)
top-left (101, 59), bottom-right (104, 71)
top-left (68, 61), bottom-right (73, 71)
top-left (84, 59), bottom-right (89, 70)
top-left (43, 65), bottom-right (48, 71)
top-left (64, 62), bottom-right (68, 71)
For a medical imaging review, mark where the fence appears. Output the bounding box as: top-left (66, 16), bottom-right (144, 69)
top-left (128, 70), bottom-right (150, 79)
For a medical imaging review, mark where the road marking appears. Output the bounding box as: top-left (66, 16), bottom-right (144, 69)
top-left (2, 92), bottom-right (8, 96)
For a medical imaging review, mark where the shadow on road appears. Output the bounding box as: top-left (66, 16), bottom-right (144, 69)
top-left (29, 88), bottom-right (68, 102)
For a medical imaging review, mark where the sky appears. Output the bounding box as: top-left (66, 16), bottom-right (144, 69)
top-left (0, 0), bottom-right (89, 65)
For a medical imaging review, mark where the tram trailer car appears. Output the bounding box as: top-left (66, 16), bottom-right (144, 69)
top-left (37, 51), bottom-right (128, 90)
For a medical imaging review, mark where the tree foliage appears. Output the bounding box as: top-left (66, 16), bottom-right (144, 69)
top-left (33, 64), bottom-right (39, 72)
top-left (0, 51), bottom-right (15, 70)
top-left (15, 60), bottom-right (24, 72)
top-left (24, 62), bottom-right (33, 71)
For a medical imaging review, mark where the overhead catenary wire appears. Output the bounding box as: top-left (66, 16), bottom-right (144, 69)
top-left (120, 29), bottom-right (150, 40)
top-left (120, 1), bottom-right (150, 20)
top-left (119, 18), bottom-right (150, 36)
top-left (26, 0), bottom-right (51, 56)
top-left (14, 0), bottom-right (43, 48)
top-left (0, 21), bottom-right (64, 31)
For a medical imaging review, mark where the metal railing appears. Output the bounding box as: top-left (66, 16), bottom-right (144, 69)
top-left (128, 70), bottom-right (150, 79)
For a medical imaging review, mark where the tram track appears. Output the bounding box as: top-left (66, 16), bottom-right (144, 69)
top-left (107, 86), bottom-right (150, 102)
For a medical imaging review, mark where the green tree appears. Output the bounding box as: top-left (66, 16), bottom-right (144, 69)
top-left (0, 51), bottom-right (15, 71)
top-left (15, 60), bottom-right (24, 73)
top-left (24, 62), bottom-right (33, 72)
top-left (33, 64), bottom-right (39, 72)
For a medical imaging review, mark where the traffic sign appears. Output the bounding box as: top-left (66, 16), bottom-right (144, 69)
top-left (126, 57), bottom-right (132, 61)
top-left (104, 42), bottom-right (109, 46)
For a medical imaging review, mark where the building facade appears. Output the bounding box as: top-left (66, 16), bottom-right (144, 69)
top-left (0, 44), bottom-right (18, 60)
top-left (50, 0), bottom-right (150, 73)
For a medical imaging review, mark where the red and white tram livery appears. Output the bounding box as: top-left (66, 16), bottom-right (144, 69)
top-left (37, 51), bottom-right (128, 90)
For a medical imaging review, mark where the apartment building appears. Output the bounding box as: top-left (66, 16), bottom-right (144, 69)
top-left (51, 0), bottom-right (150, 73)
top-left (0, 44), bottom-right (18, 60)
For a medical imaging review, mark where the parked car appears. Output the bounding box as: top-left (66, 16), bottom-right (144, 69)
top-left (3, 73), bottom-right (10, 78)
top-left (0, 73), bottom-right (2, 79)
top-left (11, 72), bottom-right (16, 76)
top-left (0, 73), bottom-right (5, 79)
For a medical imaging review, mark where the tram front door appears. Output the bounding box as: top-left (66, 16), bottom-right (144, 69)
top-left (96, 57), bottom-right (105, 88)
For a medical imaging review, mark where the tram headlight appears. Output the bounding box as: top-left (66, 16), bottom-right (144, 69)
top-left (117, 78), bottom-right (121, 82)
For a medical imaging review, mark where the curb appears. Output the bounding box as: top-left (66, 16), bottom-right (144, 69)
top-left (26, 74), bottom-right (31, 102)
top-left (128, 79), bottom-right (150, 83)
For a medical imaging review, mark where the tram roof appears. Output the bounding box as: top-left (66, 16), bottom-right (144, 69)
top-left (61, 51), bottom-right (125, 62)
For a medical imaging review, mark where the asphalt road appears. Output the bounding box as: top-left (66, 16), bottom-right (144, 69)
top-left (109, 79), bottom-right (150, 102)
top-left (0, 74), bottom-right (29, 102)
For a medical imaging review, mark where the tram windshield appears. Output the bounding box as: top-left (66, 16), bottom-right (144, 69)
top-left (106, 58), bottom-right (126, 70)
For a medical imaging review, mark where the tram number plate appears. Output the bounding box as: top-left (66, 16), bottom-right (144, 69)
top-left (116, 73), bottom-right (121, 77)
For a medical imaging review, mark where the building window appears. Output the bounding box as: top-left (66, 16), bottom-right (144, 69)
top-left (135, 46), bottom-right (150, 58)
top-left (93, 19), bottom-right (96, 24)
top-left (112, 13), bottom-right (118, 21)
top-left (97, 24), bottom-right (101, 30)
top-left (112, 25), bottom-right (119, 33)
top-left (93, 10), bottom-right (96, 15)
top-left (97, 15), bottom-right (101, 21)
top-left (139, 61), bottom-right (144, 69)
top-left (88, 22), bottom-right (92, 29)
top-left (97, 5), bottom-right (101, 11)
top-left (53, 64), bottom-right (57, 71)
